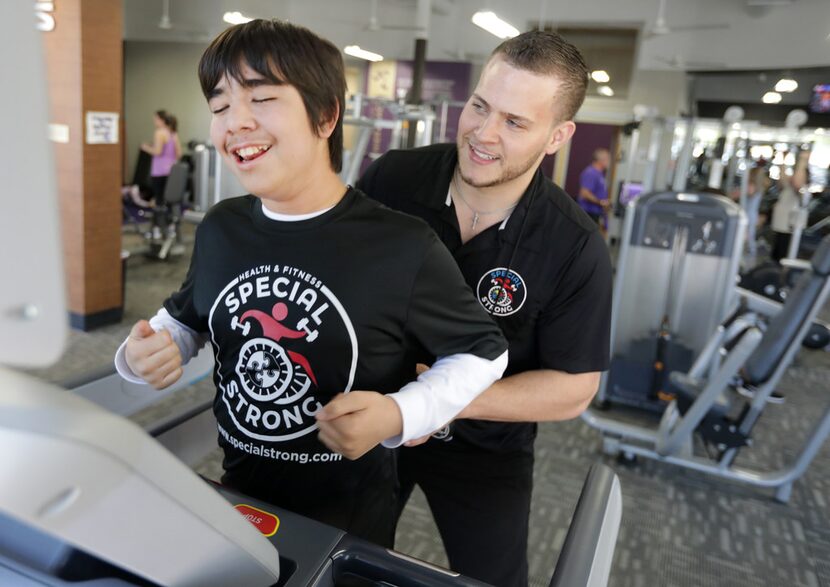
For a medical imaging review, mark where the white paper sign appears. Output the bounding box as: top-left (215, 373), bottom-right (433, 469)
top-left (85, 111), bottom-right (119, 144)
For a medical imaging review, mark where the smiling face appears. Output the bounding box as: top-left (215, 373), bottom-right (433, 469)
top-left (207, 62), bottom-right (335, 204)
top-left (456, 56), bottom-right (573, 191)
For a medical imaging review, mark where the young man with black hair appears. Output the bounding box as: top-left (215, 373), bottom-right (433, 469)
top-left (114, 19), bottom-right (507, 547)
top-left (357, 31), bottom-right (612, 586)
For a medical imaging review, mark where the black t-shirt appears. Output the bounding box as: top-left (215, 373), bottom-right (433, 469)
top-left (357, 144), bottom-right (612, 454)
top-left (163, 188), bottom-right (506, 518)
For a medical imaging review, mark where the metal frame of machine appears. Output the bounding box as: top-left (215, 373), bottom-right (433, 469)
top-left (340, 94), bottom-right (437, 186)
top-left (582, 235), bottom-right (830, 502)
top-left (596, 191), bottom-right (747, 410)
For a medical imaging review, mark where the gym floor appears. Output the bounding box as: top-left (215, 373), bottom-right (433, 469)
top-left (27, 224), bottom-right (830, 587)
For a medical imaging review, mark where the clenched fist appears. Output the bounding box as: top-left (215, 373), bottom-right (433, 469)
top-left (125, 320), bottom-right (183, 390)
top-left (316, 391), bottom-right (403, 460)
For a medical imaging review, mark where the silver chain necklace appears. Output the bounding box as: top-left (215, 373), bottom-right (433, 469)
top-left (451, 172), bottom-right (520, 231)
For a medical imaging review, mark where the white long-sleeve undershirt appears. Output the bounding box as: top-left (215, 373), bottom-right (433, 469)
top-left (114, 308), bottom-right (506, 447)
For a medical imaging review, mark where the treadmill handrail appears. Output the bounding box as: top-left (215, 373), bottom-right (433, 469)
top-left (147, 397), bottom-right (214, 438)
top-left (59, 364), bottom-right (117, 390)
top-left (549, 464), bottom-right (622, 587)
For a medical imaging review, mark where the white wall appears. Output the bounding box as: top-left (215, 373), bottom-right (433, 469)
top-left (576, 69), bottom-right (688, 189)
top-left (124, 40), bottom-right (211, 183)
top-left (578, 69), bottom-right (688, 123)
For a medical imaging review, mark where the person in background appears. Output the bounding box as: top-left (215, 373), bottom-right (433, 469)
top-left (745, 163), bottom-right (770, 262)
top-left (771, 149), bottom-right (810, 261)
top-left (142, 110), bottom-right (182, 203)
top-left (578, 147), bottom-right (612, 232)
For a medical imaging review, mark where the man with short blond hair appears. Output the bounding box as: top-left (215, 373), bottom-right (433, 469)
top-left (358, 30), bottom-right (612, 586)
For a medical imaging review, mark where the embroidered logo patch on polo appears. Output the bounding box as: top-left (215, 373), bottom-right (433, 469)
top-left (476, 267), bottom-right (527, 317)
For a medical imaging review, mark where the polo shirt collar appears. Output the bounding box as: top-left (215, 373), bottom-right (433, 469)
top-left (497, 171), bottom-right (546, 253)
top-left (411, 146), bottom-right (457, 210)
top-left (415, 145), bottom-right (549, 254)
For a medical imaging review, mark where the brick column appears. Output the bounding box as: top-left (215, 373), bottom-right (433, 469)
top-left (42, 0), bottom-right (124, 330)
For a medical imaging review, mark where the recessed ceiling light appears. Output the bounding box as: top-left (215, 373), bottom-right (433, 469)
top-left (591, 70), bottom-right (610, 83)
top-left (598, 85), bottom-right (614, 97)
top-left (775, 78), bottom-right (798, 92)
top-left (762, 91), bottom-right (782, 104)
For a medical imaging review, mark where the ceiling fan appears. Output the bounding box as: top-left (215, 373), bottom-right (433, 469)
top-left (155, 0), bottom-right (210, 39)
top-left (645, 0), bottom-right (730, 39)
top-left (656, 54), bottom-right (727, 70)
top-left (332, 0), bottom-right (427, 33)
top-left (158, 0), bottom-right (172, 29)
top-left (439, 5), bottom-right (487, 64)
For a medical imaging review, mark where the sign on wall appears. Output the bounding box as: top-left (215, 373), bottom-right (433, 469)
top-left (85, 111), bottom-right (119, 144)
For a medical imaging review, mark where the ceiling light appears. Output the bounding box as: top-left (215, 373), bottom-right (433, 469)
top-left (775, 78), bottom-right (798, 92)
top-left (815, 128), bottom-right (825, 135)
top-left (471, 11), bottom-right (519, 39)
top-left (598, 85), bottom-right (614, 97)
top-left (223, 11), bottom-right (253, 25)
top-left (762, 91), bottom-right (782, 104)
top-left (344, 45), bottom-right (384, 62)
top-left (591, 70), bottom-right (610, 83)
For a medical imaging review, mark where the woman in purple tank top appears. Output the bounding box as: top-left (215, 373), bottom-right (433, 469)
top-left (141, 110), bottom-right (181, 203)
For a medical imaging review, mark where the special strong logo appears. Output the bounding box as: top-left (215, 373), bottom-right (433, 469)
top-left (209, 264), bottom-right (357, 442)
top-left (476, 267), bottom-right (527, 317)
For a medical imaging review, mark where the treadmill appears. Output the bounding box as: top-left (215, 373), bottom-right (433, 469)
top-left (0, 371), bottom-right (621, 587)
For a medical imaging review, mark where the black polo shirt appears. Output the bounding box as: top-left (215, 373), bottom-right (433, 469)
top-left (357, 144), bottom-right (612, 454)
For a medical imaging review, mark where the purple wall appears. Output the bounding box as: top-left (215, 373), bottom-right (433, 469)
top-left (395, 60), bottom-right (471, 144)
top-left (395, 60), bottom-right (472, 101)
top-left (564, 122), bottom-right (619, 199)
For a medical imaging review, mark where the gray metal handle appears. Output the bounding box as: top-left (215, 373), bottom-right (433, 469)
top-left (549, 464), bottom-right (622, 587)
